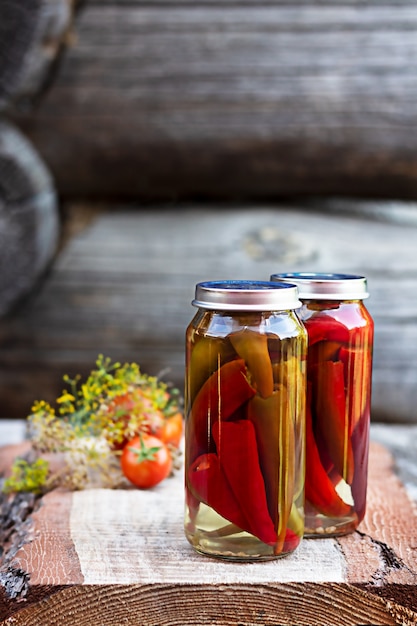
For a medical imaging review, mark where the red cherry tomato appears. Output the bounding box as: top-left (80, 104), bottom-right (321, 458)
top-left (156, 412), bottom-right (183, 448)
top-left (120, 434), bottom-right (172, 489)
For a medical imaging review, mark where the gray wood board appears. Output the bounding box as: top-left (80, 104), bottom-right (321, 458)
top-left (0, 203), bottom-right (416, 422)
top-left (10, 2), bottom-right (417, 199)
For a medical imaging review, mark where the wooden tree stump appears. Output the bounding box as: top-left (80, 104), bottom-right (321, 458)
top-left (0, 435), bottom-right (416, 625)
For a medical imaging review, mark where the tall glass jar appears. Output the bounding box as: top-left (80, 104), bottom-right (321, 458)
top-left (184, 280), bottom-right (307, 560)
top-left (271, 273), bottom-right (374, 537)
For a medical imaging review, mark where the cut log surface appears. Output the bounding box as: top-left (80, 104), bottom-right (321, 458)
top-left (0, 0), bottom-right (77, 111)
top-left (9, 0), bottom-right (417, 199)
top-left (0, 120), bottom-right (59, 317)
top-left (0, 202), bottom-right (416, 421)
top-left (0, 430), bottom-right (416, 626)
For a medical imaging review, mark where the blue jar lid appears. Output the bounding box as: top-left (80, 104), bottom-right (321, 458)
top-left (192, 280), bottom-right (301, 311)
top-left (270, 272), bottom-right (369, 300)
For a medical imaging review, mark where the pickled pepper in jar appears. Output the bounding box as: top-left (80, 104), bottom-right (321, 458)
top-left (271, 273), bottom-right (374, 537)
top-left (184, 280), bottom-right (307, 560)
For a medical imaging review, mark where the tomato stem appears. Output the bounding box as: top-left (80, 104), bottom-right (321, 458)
top-left (128, 434), bottom-right (161, 464)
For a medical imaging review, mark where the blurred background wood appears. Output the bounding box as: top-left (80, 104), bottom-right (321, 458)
top-left (8, 0), bottom-right (417, 200)
top-left (0, 1), bottom-right (416, 423)
top-left (0, 201), bottom-right (415, 423)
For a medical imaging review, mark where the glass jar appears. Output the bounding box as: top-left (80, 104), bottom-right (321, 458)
top-left (184, 280), bottom-right (307, 560)
top-left (270, 273), bottom-right (374, 537)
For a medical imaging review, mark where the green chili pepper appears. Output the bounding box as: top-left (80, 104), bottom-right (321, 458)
top-left (247, 388), bottom-right (295, 553)
top-left (187, 336), bottom-right (235, 405)
top-left (230, 329), bottom-right (274, 398)
top-left (273, 355), bottom-right (306, 458)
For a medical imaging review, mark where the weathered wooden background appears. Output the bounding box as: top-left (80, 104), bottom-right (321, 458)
top-left (1, 1), bottom-right (417, 422)
top-left (0, 201), bottom-right (416, 424)
top-left (8, 0), bottom-right (417, 200)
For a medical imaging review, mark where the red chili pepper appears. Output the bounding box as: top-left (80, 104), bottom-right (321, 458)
top-left (314, 360), bottom-right (354, 485)
top-left (212, 419), bottom-right (277, 546)
top-left (229, 329), bottom-right (274, 398)
top-left (304, 313), bottom-right (349, 346)
top-left (305, 385), bottom-right (351, 517)
top-left (186, 358), bottom-right (256, 463)
top-left (187, 453), bottom-right (249, 531)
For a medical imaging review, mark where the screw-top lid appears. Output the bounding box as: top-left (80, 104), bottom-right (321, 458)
top-left (270, 272), bottom-right (369, 300)
top-left (192, 280), bottom-right (301, 311)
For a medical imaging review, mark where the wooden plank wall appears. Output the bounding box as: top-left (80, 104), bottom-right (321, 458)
top-left (1, 2), bottom-right (417, 423)
top-left (0, 202), bottom-right (416, 423)
top-left (9, 0), bottom-right (417, 200)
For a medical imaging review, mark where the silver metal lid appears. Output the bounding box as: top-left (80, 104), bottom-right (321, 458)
top-left (192, 280), bottom-right (301, 311)
top-left (270, 272), bottom-right (369, 300)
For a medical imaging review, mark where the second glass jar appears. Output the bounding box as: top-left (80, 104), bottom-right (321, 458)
top-left (271, 272), bottom-right (374, 537)
top-left (184, 280), bottom-right (307, 560)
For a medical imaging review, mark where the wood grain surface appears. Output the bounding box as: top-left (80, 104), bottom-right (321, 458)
top-left (1, 438), bottom-right (416, 625)
top-left (9, 0), bottom-right (417, 200)
top-left (0, 203), bottom-right (416, 421)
